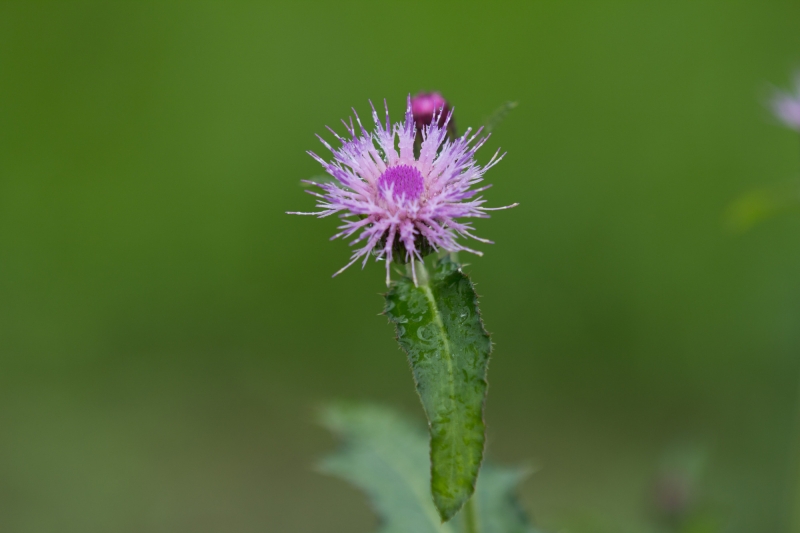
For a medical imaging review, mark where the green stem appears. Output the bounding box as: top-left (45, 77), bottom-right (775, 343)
top-left (789, 372), bottom-right (800, 532)
top-left (406, 257), bottom-right (430, 286)
top-left (463, 497), bottom-right (479, 533)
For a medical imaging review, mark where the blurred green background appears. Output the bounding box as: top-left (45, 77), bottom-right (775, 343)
top-left (2, 2), bottom-right (800, 532)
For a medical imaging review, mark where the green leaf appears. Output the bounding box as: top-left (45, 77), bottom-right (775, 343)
top-left (483, 101), bottom-right (518, 133)
top-left (384, 257), bottom-right (492, 522)
top-left (319, 402), bottom-right (539, 533)
top-left (725, 180), bottom-right (800, 231)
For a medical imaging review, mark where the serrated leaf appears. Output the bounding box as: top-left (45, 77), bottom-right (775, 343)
top-left (384, 257), bottom-right (492, 521)
top-left (319, 403), bottom-right (539, 533)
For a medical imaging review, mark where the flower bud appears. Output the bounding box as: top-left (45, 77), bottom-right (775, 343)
top-left (411, 91), bottom-right (456, 138)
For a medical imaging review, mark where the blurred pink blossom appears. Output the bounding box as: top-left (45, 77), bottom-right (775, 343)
top-left (771, 74), bottom-right (800, 131)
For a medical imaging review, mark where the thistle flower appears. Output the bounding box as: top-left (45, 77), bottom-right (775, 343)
top-left (770, 73), bottom-right (800, 131)
top-left (289, 96), bottom-right (516, 285)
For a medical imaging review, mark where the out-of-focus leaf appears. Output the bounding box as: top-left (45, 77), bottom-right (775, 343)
top-left (483, 101), bottom-right (518, 133)
top-left (474, 465), bottom-right (538, 533)
top-left (725, 180), bottom-right (800, 231)
top-left (678, 514), bottom-right (723, 533)
top-left (385, 257), bottom-right (491, 521)
top-left (319, 403), bottom-right (539, 533)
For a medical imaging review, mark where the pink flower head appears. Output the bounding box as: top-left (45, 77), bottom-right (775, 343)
top-left (289, 96), bottom-right (516, 285)
top-left (411, 92), bottom-right (452, 131)
top-left (770, 73), bottom-right (800, 131)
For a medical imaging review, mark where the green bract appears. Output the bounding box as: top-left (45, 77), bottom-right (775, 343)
top-left (385, 257), bottom-right (492, 522)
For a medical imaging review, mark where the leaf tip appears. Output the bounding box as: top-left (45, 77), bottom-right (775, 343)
top-left (435, 502), bottom-right (460, 523)
top-left (433, 491), bottom-right (472, 523)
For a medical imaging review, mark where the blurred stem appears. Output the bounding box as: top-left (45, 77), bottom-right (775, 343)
top-left (417, 258), bottom-right (429, 286)
top-left (406, 257), bottom-right (430, 286)
top-left (438, 249), bottom-right (460, 264)
top-left (792, 133), bottom-right (800, 533)
top-left (791, 374), bottom-right (800, 532)
top-left (463, 497), bottom-right (479, 533)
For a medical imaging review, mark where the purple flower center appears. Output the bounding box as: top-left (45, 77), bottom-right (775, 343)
top-left (378, 164), bottom-right (424, 201)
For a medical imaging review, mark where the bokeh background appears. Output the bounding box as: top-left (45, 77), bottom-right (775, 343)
top-left (2, 2), bottom-right (800, 532)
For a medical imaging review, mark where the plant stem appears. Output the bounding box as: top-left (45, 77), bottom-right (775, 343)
top-left (789, 372), bottom-right (800, 533)
top-left (406, 257), bottom-right (430, 286)
top-left (417, 257), bottom-right (430, 286)
top-left (783, 136), bottom-right (800, 533)
top-left (463, 497), bottom-right (479, 533)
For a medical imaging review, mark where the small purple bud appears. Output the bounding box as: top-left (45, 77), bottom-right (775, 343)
top-left (654, 474), bottom-right (693, 519)
top-left (411, 91), bottom-right (456, 138)
top-left (411, 92), bottom-right (449, 128)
